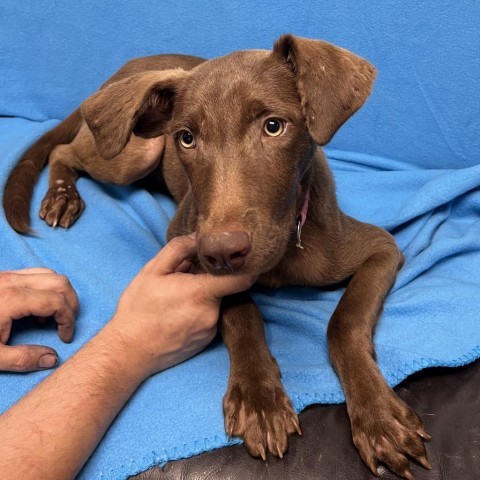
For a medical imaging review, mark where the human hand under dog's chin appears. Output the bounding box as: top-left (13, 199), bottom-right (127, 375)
top-left (0, 268), bottom-right (78, 372)
top-left (105, 235), bottom-right (257, 379)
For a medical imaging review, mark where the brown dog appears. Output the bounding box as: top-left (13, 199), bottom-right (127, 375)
top-left (3, 35), bottom-right (430, 479)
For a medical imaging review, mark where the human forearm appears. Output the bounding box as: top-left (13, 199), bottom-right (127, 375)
top-left (0, 324), bottom-right (147, 480)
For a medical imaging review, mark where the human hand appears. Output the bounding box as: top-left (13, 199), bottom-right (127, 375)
top-left (0, 268), bottom-right (78, 372)
top-left (107, 235), bottom-right (257, 378)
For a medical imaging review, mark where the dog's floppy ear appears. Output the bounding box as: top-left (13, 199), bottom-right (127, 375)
top-left (273, 34), bottom-right (377, 146)
top-left (81, 69), bottom-right (187, 159)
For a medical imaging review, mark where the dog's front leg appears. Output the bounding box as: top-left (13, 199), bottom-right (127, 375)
top-left (221, 293), bottom-right (301, 459)
top-left (327, 244), bottom-right (430, 479)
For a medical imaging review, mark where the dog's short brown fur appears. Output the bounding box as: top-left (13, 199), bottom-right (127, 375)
top-left (3, 35), bottom-right (430, 478)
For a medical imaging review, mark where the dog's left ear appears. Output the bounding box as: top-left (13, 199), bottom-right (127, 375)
top-left (273, 34), bottom-right (377, 145)
top-left (81, 69), bottom-right (187, 159)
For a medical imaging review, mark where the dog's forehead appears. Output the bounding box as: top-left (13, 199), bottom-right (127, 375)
top-left (174, 50), bottom-right (298, 130)
top-left (189, 49), bottom-right (273, 86)
top-left (198, 51), bottom-right (294, 94)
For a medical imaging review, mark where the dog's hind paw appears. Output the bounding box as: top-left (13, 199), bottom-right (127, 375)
top-left (223, 378), bottom-right (301, 459)
top-left (39, 184), bottom-right (85, 229)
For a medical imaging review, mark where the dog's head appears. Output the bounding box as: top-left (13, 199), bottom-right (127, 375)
top-left (82, 35), bottom-right (376, 275)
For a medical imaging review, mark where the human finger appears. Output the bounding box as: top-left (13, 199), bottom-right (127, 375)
top-left (0, 343), bottom-right (59, 372)
top-left (0, 320), bottom-right (12, 344)
top-left (0, 272), bottom-right (79, 316)
top-left (200, 272), bottom-right (257, 300)
top-left (145, 235), bottom-right (197, 275)
top-left (175, 259), bottom-right (194, 273)
top-left (0, 287), bottom-right (75, 343)
top-left (6, 267), bottom-right (56, 275)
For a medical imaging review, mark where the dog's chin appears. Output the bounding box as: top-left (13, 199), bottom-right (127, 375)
top-left (199, 244), bottom-right (289, 277)
top-left (198, 260), bottom-right (255, 277)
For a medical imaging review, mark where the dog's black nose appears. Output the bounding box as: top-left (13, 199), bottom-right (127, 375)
top-left (198, 231), bottom-right (251, 272)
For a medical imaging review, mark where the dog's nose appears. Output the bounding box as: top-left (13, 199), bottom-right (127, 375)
top-left (198, 231), bottom-right (251, 272)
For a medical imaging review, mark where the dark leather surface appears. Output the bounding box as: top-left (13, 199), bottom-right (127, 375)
top-left (131, 360), bottom-right (480, 480)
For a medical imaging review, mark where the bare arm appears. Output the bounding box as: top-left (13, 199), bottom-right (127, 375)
top-left (0, 235), bottom-right (255, 479)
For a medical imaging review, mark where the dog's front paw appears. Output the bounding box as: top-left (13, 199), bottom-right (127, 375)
top-left (223, 377), bottom-right (301, 459)
top-left (39, 184), bottom-right (85, 228)
top-left (350, 389), bottom-right (431, 479)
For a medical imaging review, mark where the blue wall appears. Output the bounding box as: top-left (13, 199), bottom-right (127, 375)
top-left (1, 0), bottom-right (479, 168)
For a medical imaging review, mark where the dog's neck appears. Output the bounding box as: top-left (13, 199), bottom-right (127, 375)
top-left (296, 190), bottom-right (310, 249)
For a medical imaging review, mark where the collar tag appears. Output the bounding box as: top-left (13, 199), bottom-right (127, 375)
top-left (296, 220), bottom-right (304, 249)
top-left (295, 191), bottom-right (310, 249)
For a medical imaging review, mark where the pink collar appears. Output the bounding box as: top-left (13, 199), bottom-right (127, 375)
top-left (296, 190), bottom-right (310, 249)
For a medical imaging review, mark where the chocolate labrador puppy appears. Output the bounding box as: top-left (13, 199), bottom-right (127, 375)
top-left (3, 35), bottom-right (430, 479)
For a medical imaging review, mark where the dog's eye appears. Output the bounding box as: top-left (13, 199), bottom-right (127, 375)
top-left (179, 130), bottom-right (196, 149)
top-left (263, 118), bottom-right (285, 137)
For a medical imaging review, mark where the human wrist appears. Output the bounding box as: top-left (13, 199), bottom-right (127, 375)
top-left (101, 314), bottom-right (185, 379)
top-left (94, 321), bottom-right (155, 384)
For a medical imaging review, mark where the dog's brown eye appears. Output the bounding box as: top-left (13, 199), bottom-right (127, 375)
top-left (179, 130), bottom-right (196, 149)
top-left (263, 118), bottom-right (285, 137)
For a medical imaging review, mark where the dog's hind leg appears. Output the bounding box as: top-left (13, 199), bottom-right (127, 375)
top-left (39, 144), bottom-right (85, 228)
top-left (221, 293), bottom-right (301, 459)
top-left (38, 127), bottom-right (166, 229)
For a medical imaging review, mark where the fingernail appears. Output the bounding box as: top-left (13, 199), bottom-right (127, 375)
top-left (38, 354), bottom-right (58, 369)
top-left (187, 232), bottom-right (196, 239)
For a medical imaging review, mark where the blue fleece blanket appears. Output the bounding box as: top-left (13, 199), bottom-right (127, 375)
top-left (1, 116), bottom-right (480, 479)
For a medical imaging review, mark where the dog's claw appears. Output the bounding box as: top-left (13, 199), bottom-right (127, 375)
top-left (225, 412), bottom-right (236, 441)
top-left (359, 444), bottom-right (379, 477)
top-left (246, 435), bottom-right (267, 460)
top-left (417, 455), bottom-right (432, 470)
top-left (418, 428), bottom-right (431, 440)
top-left (258, 444), bottom-right (266, 461)
top-left (293, 416), bottom-right (302, 435)
top-left (227, 419), bottom-right (234, 441)
top-left (277, 446), bottom-right (283, 459)
top-left (402, 467), bottom-right (414, 480)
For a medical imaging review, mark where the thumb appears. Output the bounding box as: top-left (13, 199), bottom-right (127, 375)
top-left (146, 235), bottom-right (197, 275)
top-left (0, 344), bottom-right (59, 372)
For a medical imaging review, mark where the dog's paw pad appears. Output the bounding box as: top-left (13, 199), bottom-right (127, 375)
top-left (223, 381), bottom-right (301, 459)
top-left (39, 185), bottom-right (85, 228)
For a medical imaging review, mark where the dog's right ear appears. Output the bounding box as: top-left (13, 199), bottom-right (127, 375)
top-left (272, 35), bottom-right (376, 146)
top-left (81, 69), bottom-right (187, 160)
